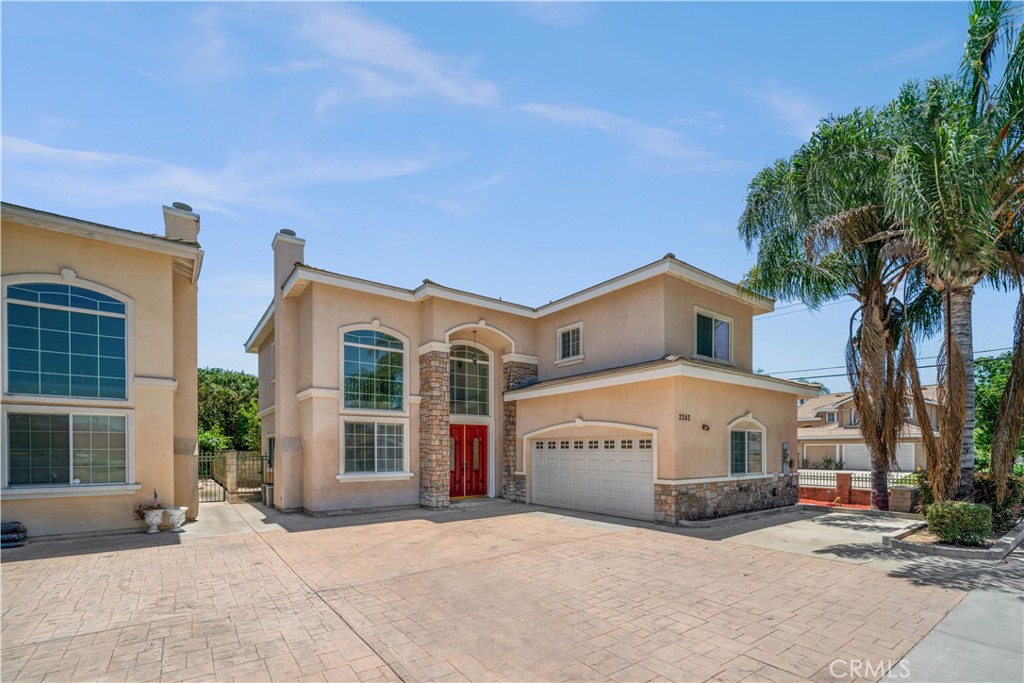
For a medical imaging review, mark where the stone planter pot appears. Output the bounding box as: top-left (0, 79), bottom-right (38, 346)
top-left (166, 507), bottom-right (188, 533)
top-left (143, 508), bottom-right (165, 534)
top-left (889, 486), bottom-right (921, 514)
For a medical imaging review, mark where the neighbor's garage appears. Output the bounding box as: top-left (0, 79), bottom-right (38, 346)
top-left (842, 443), bottom-right (915, 471)
top-left (531, 436), bottom-right (654, 521)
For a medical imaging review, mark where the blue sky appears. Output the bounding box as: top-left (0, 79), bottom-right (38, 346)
top-left (3, 2), bottom-right (1017, 389)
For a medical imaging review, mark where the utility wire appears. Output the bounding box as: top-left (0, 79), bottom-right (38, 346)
top-left (768, 346), bottom-right (1013, 376)
top-left (755, 299), bottom-right (851, 320)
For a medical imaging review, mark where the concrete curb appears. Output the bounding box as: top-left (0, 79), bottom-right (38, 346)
top-left (797, 503), bottom-right (923, 521)
top-left (673, 504), bottom-right (804, 528)
top-left (883, 518), bottom-right (1024, 560)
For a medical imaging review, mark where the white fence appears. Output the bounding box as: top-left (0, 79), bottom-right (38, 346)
top-left (797, 470), bottom-right (919, 490)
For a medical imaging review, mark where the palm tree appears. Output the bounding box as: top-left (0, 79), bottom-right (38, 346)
top-left (885, 1), bottom-right (1024, 497)
top-left (739, 110), bottom-right (936, 510)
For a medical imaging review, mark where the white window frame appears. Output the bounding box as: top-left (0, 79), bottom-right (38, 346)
top-left (850, 409), bottom-right (859, 426)
top-left (555, 321), bottom-right (584, 366)
top-left (1, 403), bottom-right (139, 498)
top-left (693, 306), bottom-right (733, 365)
top-left (338, 323), bottom-right (410, 418)
top-left (726, 414), bottom-right (767, 478)
top-left (336, 416), bottom-right (413, 482)
top-left (449, 341), bottom-right (493, 418)
top-left (2, 274), bottom-right (135, 407)
top-left (825, 411), bottom-right (837, 424)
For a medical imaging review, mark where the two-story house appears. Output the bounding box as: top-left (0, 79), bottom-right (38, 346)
top-left (1, 202), bottom-right (203, 537)
top-left (245, 231), bottom-right (817, 524)
top-left (796, 387), bottom-right (939, 472)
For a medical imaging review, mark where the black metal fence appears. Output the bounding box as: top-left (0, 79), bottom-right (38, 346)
top-left (198, 450), bottom-right (226, 502)
top-left (198, 450), bottom-right (267, 503)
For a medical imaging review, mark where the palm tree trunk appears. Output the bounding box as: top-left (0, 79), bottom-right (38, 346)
top-left (949, 286), bottom-right (975, 498)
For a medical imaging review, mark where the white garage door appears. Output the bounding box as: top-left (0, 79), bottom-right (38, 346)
top-left (842, 443), bottom-right (915, 471)
top-left (531, 436), bottom-right (654, 521)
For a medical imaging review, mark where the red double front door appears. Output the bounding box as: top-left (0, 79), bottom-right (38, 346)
top-left (450, 424), bottom-right (488, 498)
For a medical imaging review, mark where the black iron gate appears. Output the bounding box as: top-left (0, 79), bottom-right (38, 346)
top-left (198, 450), bottom-right (226, 502)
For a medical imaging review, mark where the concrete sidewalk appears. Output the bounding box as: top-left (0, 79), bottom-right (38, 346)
top-left (885, 548), bottom-right (1024, 683)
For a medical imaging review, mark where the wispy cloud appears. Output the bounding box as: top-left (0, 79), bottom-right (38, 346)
top-left (857, 36), bottom-right (952, 73)
top-left (169, 7), bottom-right (242, 85)
top-left (518, 103), bottom-right (736, 171)
top-left (295, 4), bottom-right (500, 110)
top-left (670, 111), bottom-right (727, 133)
top-left (407, 196), bottom-right (466, 215)
top-left (262, 59), bottom-right (326, 76)
top-left (513, 2), bottom-right (592, 27)
top-left (2, 136), bottom-right (444, 216)
top-left (748, 84), bottom-right (824, 140)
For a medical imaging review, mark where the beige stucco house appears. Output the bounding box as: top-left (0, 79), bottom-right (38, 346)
top-left (1, 202), bottom-right (203, 536)
top-left (796, 387), bottom-right (939, 472)
top-left (246, 231), bottom-right (818, 524)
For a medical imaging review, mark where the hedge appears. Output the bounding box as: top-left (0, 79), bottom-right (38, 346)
top-left (926, 501), bottom-right (993, 546)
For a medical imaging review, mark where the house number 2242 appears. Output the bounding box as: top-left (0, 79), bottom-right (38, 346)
top-left (678, 413), bottom-right (691, 421)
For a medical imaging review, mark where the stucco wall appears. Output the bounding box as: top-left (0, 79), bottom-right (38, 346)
top-left (663, 277), bottom-right (756, 373)
top-left (1, 219), bottom-right (197, 536)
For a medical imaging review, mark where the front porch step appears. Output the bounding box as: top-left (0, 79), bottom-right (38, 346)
top-left (449, 498), bottom-right (512, 511)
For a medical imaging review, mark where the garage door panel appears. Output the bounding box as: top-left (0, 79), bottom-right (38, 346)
top-left (532, 437), bottom-right (654, 521)
top-left (840, 443), bottom-right (915, 471)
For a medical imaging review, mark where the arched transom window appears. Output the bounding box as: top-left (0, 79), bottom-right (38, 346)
top-left (450, 344), bottom-right (489, 416)
top-left (6, 282), bottom-right (127, 399)
top-left (342, 330), bottom-right (404, 411)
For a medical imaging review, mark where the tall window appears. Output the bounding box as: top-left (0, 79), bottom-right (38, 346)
top-left (730, 429), bottom-right (763, 476)
top-left (450, 345), bottom-right (489, 416)
top-left (343, 421), bottom-right (404, 473)
top-left (342, 330), bottom-right (404, 411)
top-left (6, 412), bottom-right (127, 487)
top-left (6, 283), bottom-right (127, 399)
top-left (696, 312), bottom-right (730, 362)
top-left (558, 323), bottom-right (582, 361)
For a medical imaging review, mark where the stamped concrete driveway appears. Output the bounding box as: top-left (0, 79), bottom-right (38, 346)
top-left (0, 504), bottom-right (973, 682)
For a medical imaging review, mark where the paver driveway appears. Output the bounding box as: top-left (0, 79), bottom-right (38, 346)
top-left (1, 504), bottom-right (970, 682)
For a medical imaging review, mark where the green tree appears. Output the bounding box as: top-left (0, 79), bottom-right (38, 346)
top-left (739, 109), bottom-right (936, 510)
top-left (198, 367), bottom-right (261, 451)
top-left (884, 0), bottom-right (1024, 496)
top-left (975, 352), bottom-right (1024, 465)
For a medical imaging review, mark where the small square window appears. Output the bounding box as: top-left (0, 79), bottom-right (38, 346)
top-left (826, 412), bottom-right (837, 424)
top-left (603, 440), bottom-right (615, 449)
top-left (559, 440), bottom-right (570, 449)
top-left (620, 439), bottom-right (634, 449)
top-left (557, 323), bottom-right (582, 361)
top-left (573, 440), bottom-right (583, 449)
top-left (696, 312), bottom-right (731, 362)
top-left (535, 441), bottom-right (545, 450)
top-left (588, 440), bottom-right (599, 449)
top-left (547, 441), bottom-right (557, 449)
top-left (639, 439), bottom-right (652, 450)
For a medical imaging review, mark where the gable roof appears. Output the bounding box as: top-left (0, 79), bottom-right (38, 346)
top-left (798, 386), bottom-right (939, 420)
top-left (246, 254), bottom-right (775, 351)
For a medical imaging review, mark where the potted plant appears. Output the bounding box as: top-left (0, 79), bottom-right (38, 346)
top-left (134, 489), bottom-right (165, 533)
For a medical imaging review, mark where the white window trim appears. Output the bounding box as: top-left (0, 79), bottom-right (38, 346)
top-left (825, 411), bottom-right (837, 424)
top-left (555, 321), bottom-right (584, 366)
top-left (337, 415), bottom-right (413, 481)
top-left (1, 403), bottom-right (136, 495)
top-left (338, 323), bottom-right (410, 418)
top-left (449, 340), bottom-right (494, 419)
top-left (693, 306), bottom-right (734, 366)
top-left (2, 273), bottom-right (136, 406)
top-left (850, 409), bottom-right (859, 426)
top-left (726, 413), bottom-right (767, 478)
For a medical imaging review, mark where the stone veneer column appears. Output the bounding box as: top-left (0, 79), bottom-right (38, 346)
top-left (502, 361), bottom-right (538, 503)
top-left (419, 350), bottom-right (451, 509)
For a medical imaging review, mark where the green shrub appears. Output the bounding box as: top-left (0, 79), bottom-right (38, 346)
top-left (926, 502), bottom-right (993, 546)
top-left (198, 426), bottom-right (230, 452)
top-left (973, 472), bottom-right (1024, 534)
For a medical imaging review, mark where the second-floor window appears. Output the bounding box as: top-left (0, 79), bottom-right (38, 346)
top-left (826, 412), bottom-right (837, 424)
top-left (557, 323), bottom-right (583, 362)
top-left (696, 312), bottom-right (730, 362)
top-left (6, 282), bottom-right (127, 400)
top-left (342, 330), bottom-right (404, 411)
top-left (850, 409), bottom-right (859, 426)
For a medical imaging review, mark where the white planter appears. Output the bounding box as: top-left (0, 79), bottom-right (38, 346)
top-left (143, 508), bottom-right (165, 534)
top-left (167, 507), bottom-right (188, 533)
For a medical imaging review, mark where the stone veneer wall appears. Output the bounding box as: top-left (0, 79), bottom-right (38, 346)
top-left (502, 361), bottom-right (538, 503)
top-left (654, 473), bottom-right (797, 524)
top-left (419, 351), bottom-right (451, 509)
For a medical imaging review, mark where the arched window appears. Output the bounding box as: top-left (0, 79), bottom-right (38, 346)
top-left (342, 330), bottom-right (404, 411)
top-left (6, 282), bottom-right (127, 399)
top-left (450, 344), bottom-right (489, 416)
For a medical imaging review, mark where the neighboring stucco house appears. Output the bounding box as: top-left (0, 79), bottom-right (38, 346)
top-left (1, 202), bottom-right (203, 536)
top-left (246, 231), bottom-right (817, 524)
top-left (796, 387), bottom-right (939, 472)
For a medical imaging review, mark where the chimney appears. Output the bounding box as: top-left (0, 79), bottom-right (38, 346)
top-left (272, 228), bottom-right (305, 290)
top-left (163, 202), bottom-right (200, 243)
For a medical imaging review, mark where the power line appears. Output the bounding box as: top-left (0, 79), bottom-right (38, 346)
top-left (768, 346), bottom-right (1012, 376)
top-left (755, 299), bottom-right (850, 321)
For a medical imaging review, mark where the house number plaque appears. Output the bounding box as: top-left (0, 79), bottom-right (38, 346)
top-left (678, 414), bottom-right (691, 421)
